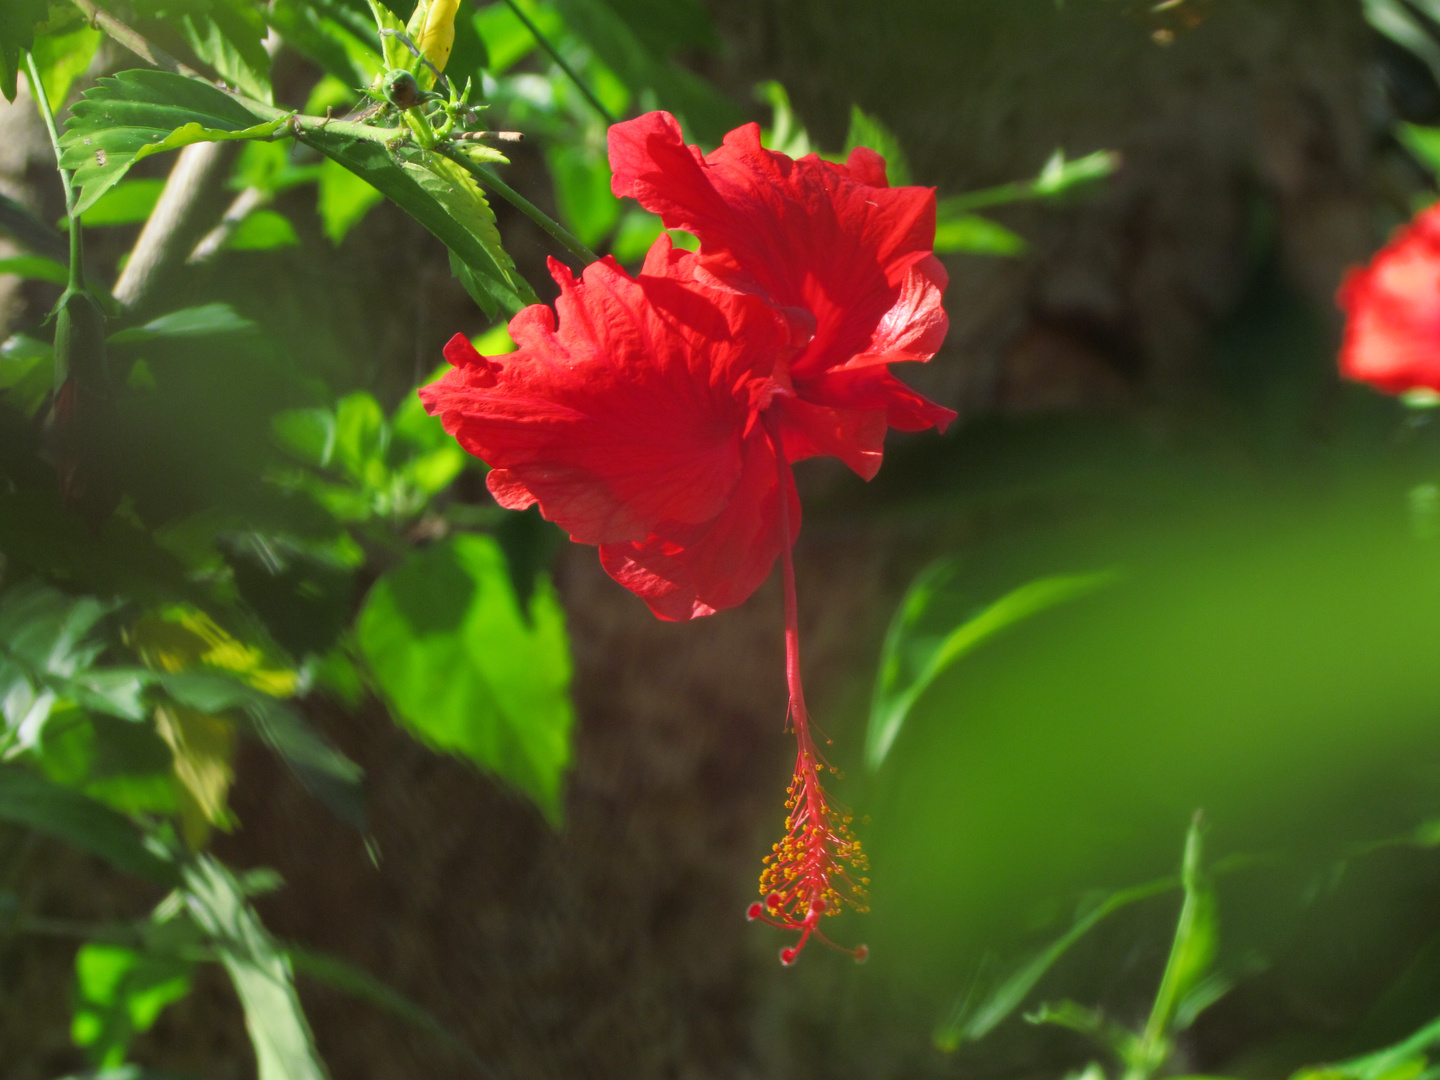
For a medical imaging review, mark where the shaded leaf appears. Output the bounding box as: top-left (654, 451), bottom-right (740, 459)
top-left (108, 303), bottom-right (258, 346)
top-left (357, 534), bottom-right (573, 822)
top-left (0, 765), bottom-right (178, 884)
top-left (179, 0), bottom-right (273, 103)
top-left (0, 0), bottom-right (47, 101)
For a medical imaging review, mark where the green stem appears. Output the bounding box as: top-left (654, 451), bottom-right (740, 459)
top-left (24, 52), bottom-right (83, 291)
top-left (437, 145), bottom-right (599, 265)
top-left (500, 0), bottom-right (616, 126)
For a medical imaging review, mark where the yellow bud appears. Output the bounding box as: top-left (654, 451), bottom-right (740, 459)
top-left (415, 0), bottom-right (461, 72)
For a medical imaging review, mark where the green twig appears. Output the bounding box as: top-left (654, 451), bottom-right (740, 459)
top-left (438, 145), bottom-right (599, 265)
top-left (499, 0), bottom-right (616, 125)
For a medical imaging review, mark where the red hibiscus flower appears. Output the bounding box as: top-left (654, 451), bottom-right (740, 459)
top-left (423, 112), bottom-right (955, 963)
top-left (1338, 202), bottom-right (1440, 395)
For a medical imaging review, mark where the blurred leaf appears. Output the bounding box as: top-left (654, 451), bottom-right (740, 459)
top-left (331, 392), bottom-right (388, 484)
top-left (1133, 816), bottom-right (1218, 1075)
top-left (108, 303), bottom-right (258, 346)
top-left (72, 943), bottom-right (193, 1068)
top-left (226, 208), bottom-right (299, 250)
top-left (288, 947), bottom-right (487, 1066)
top-left (1367, 0), bottom-right (1440, 85)
top-left (79, 178), bottom-right (165, 227)
top-left (473, 0), bottom-right (564, 74)
top-left (547, 143), bottom-right (620, 247)
top-left (50, 1067), bottom-right (198, 1080)
top-left (317, 155), bottom-right (384, 245)
top-left (1026, 999), bottom-right (1138, 1060)
top-left (30, 19), bottom-right (102, 109)
top-left (0, 332), bottom-right (52, 416)
top-left (843, 105), bottom-right (912, 186)
top-left (0, 0), bottom-right (47, 101)
top-left (551, 0), bottom-right (742, 142)
top-left (1399, 123), bottom-right (1440, 178)
top-left (155, 704), bottom-right (236, 849)
top-left (937, 148), bottom-right (1120, 218)
top-left (756, 80), bottom-right (812, 158)
top-left (273, 407), bottom-right (338, 467)
top-left (933, 212), bottom-right (1027, 256)
top-left (181, 856), bottom-right (329, 1080)
top-left (357, 534), bottom-right (573, 822)
top-left (264, 0), bottom-right (374, 86)
top-left (178, 0), bottom-right (273, 103)
top-left (867, 564), bottom-right (1117, 770)
top-left (935, 874), bottom-right (1176, 1051)
top-left (0, 765), bottom-right (178, 884)
top-left (0, 254), bottom-right (69, 284)
top-left (59, 70), bottom-right (287, 216)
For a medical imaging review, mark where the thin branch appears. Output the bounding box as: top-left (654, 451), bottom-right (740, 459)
top-left (24, 51), bottom-right (84, 292)
top-left (499, 0), bottom-right (616, 125)
top-left (437, 144), bottom-right (599, 265)
top-left (189, 185), bottom-right (268, 264)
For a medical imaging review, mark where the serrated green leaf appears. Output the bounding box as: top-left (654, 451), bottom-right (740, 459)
top-left (59, 70), bottom-right (288, 216)
top-left (180, 0), bottom-right (273, 103)
top-left (357, 534), bottom-right (573, 822)
top-left (181, 856), bottom-right (329, 1080)
top-left (0, 765), bottom-right (178, 884)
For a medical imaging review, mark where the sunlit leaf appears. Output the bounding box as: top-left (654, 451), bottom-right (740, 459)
top-left (72, 943), bottom-right (193, 1068)
top-left (79, 178), bottom-right (165, 227)
top-left (317, 155), bottom-right (384, 244)
top-left (547, 143), bottom-right (620, 248)
top-left (30, 19), bottom-right (102, 110)
top-left (933, 213), bottom-right (1027, 256)
top-left (473, 0), bottom-right (564, 74)
top-left (0, 254), bottom-right (67, 283)
top-left (357, 534), bottom-right (573, 822)
top-left (226, 208), bottom-right (300, 250)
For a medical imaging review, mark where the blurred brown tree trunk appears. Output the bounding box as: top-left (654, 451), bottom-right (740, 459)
top-left (2, 2), bottom-right (1380, 1078)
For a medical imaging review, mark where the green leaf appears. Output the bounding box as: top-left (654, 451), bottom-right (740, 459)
top-left (107, 302), bottom-right (257, 345)
top-left (933, 213), bottom-right (1027, 256)
top-left (357, 534), bottom-right (574, 822)
top-left (547, 143), bottom-right (620, 248)
top-left (0, 331), bottom-right (54, 416)
top-left (756, 80), bottom-right (812, 158)
top-left (551, 0), bottom-right (742, 142)
top-left (59, 70), bottom-right (289, 216)
top-left (30, 19), bottom-right (103, 109)
top-left (1133, 815), bottom-right (1218, 1076)
top-left (0, 254), bottom-right (68, 284)
top-left (867, 564), bottom-right (1118, 769)
top-left (1366, 0), bottom-right (1440, 83)
top-left (937, 148), bottom-right (1120, 217)
top-left (181, 856), bottom-right (329, 1080)
top-left (843, 105), bottom-right (912, 186)
top-left (331, 391), bottom-right (388, 484)
top-left (317, 155), bottom-right (384, 244)
top-left (0, 765), bottom-right (178, 884)
top-left (0, 0), bottom-right (47, 101)
top-left (401, 150), bottom-right (535, 318)
top-left (0, 581), bottom-right (115, 747)
top-left (264, 0), bottom-right (373, 86)
top-left (79, 178), bottom-right (166, 226)
top-left (935, 874), bottom-right (1177, 1051)
top-left (179, 0), bottom-right (273, 103)
top-left (473, 0), bottom-right (564, 74)
top-left (72, 943), bottom-right (193, 1068)
top-left (227, 207), bottom-right (299, 250)
top-left (273, 407), bottom-right (338, 467)
top-left (301, 129), bottom-right (536, 318)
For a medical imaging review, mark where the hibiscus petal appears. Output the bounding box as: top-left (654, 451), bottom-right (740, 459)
top-left (1338, 205), bottom-right (1440, 395)
top-left (608, 111), bottom-right (948, 380)
top-left (420, 256), bottom-right (790, 544)
top-left (598, 431), bottom-right (800, 621)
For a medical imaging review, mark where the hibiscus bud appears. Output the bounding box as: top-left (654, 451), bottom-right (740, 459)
top-left (383, 69), bottom-right (421, 110)
top-left (411, 0), bottom-right (461, 73)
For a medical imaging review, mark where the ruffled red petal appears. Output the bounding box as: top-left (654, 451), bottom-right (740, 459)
top-left (420, 255), bottom-right (791, 546)
top-left (598, 430), bottom-right (800, 620)
top-left (1338, 204), bottom-right (1440, 395)
top-left (608, 112), bottom-right (949, 383)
